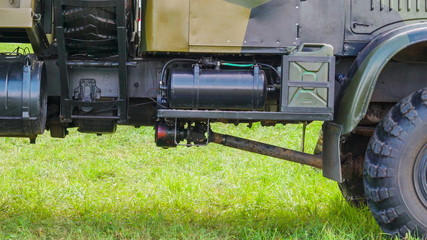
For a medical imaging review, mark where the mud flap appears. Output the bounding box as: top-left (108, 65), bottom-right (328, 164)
top-left (322, 122), bottom-right (343, 182)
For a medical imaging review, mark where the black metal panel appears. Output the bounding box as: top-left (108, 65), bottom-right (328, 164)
top-left (300, 0), bottom-right (345, 55)
top-left (372, 61), bottom-right (427, 102)
top-left (242, 0), bottom-right (300, 52)
top-left (45, 60), bottom-right (161, 99)
top-left (68, 67), bottom-right (119, 98)
top-left (128, 60), bottom-right (162, 98)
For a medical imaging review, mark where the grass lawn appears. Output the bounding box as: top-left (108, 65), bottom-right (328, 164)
top-left (0, 122), bottom-right (390, 240)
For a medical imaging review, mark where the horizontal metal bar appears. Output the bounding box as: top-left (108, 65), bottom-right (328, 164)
top-left (66, 100), bottom-right (120, 108)
top-left (0, 117), bottom-right (38, 120)
top-left (67, 38), bottom-right (116, 43)
top-left (287, 81), bottom-right (331, 88)
top-left (281, 107), bottom-right (333, 113)
top-left (286, 56), bottom-right (333, 63)
top-left (71, 115), bottom-right (120, 120)
top-left (67, 61), bottom-right (137, 68)
top-left (62, 0), bottom-right (116, 7)
top-left (158, 109), bottom-right (333, 121)
top-left (210, 132), bottom-right (322, 169)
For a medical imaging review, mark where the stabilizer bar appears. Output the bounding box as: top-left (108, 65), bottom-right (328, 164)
top-left (209, 131), bottom-right (323, 169)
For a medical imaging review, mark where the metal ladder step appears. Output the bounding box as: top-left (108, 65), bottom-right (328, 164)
top-left (55, 0), bottom-right (128, 123)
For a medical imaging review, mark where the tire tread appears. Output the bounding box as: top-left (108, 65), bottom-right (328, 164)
top-left (364, 88), bottom-right (427, 238)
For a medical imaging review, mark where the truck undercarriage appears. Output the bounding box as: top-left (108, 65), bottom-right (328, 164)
top-left (1, 0), bottom-right (427, 237)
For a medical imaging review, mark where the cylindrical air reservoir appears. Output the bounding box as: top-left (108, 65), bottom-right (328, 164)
top-left (168, 65), bottom-right (267, 110)
top-left (0, 55), bottom-right (46, 138)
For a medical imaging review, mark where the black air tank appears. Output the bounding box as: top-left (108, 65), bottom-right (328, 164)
top-left (168, 65), bottom-right (267, 110)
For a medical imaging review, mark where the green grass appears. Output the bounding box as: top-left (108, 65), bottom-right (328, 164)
top-left (0, 43), bottom-right (32, 54)
top-left (0, 122), bottom-right (392, 239)
top-left (0, 43), bottom-right (17, 52)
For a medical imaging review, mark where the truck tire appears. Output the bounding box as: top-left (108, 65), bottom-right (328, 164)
top-left (339, 134), bottom-right (369, 207)
top-left (62, 0), bottom-right (135, 56)
top-left (364, 88), bottom-right (427, 238)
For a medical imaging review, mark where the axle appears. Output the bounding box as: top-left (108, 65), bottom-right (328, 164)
top-left (209, 132), bottom-right (323, 169)
top-left (155, 121), bottom-right (322, 169)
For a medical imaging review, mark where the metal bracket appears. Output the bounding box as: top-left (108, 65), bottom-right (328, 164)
top-left (301, 121), bottom-right (307, 152)
top-left (22, 57), bottom-right (31, 119)
top-left (22, 56), bottom-right (33, 139)
top-left (174, 118), bottom-right (210, 147)
top-left (73, 79), bottom-right (101, 112)
top-left (73, 79), bottom-right (101, 102)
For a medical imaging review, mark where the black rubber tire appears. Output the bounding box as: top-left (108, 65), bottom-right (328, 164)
top-left (339, 134), bottom-right (370, 207)
top-left (364, 88), bottom-right (427, 238)
top-left (62, 0), bottom-right (134, 56)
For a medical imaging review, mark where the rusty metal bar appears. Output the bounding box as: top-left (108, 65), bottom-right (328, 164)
top-left (209, 132), bottom-right (323, 169)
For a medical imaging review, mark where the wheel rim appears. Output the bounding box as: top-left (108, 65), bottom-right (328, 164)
top-left (414, 144), bottom-right (427, 208)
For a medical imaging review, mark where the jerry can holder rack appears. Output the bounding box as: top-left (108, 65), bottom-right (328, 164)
top-left (280, 53), bottom-right (335, 120)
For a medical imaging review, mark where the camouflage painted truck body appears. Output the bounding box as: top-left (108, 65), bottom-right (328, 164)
top-left (1, 0), bottom-right (427, 237)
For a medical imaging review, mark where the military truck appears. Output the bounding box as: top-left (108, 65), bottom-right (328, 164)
top-left (1, 0), bottom-right (427, 237)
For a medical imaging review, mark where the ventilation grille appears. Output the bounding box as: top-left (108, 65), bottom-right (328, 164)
top-left (370, 0), bottom-right (427, 12)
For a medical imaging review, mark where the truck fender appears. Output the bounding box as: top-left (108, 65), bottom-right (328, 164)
top-left (336, 22), bottom-right (427, 134)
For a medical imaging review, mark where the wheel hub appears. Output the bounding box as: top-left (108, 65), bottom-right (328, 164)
top-left (414, 144), bottom-right (427, 208)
